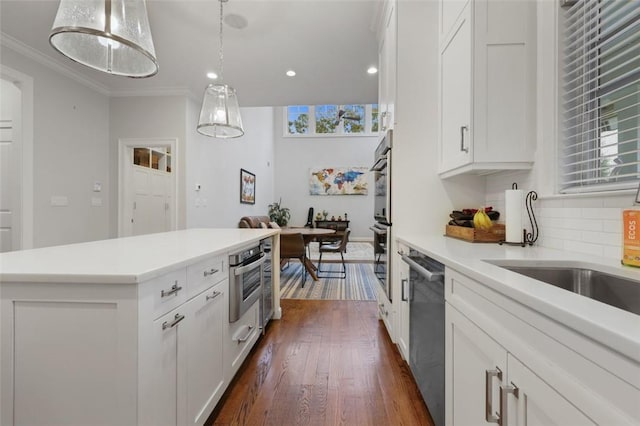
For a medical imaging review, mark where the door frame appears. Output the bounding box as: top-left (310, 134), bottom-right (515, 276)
top-left (118, 138), bottom-right (178, 237)
top-left (0, 65), bottom-right (34, 250)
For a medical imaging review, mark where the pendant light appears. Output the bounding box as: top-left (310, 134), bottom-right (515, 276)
top-left (197, 0), bottom-right (244, 138)
top-left (49, 0), bottom-right (158, 78)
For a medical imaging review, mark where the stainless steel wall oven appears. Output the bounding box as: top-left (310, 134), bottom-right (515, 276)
top-left (228, 244), bottom-right (266, 323)
top-left (371, 130), bottom-right (393, 300)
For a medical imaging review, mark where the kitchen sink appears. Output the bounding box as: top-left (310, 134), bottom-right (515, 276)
top-left (488, 262), bottom-right (640, 316)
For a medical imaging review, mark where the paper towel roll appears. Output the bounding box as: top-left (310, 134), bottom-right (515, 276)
top-left (505, 188), bottom-right (523, 243)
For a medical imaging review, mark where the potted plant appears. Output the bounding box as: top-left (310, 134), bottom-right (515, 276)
top-left (268, 199), bottom-right (291, 227)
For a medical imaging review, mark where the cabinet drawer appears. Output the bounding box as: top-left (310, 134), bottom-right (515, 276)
top-left (147, 268), bottom-right (188, 320)
top-left (187, 254), bottom-right (226, 298)
top-left (225, 301), bottom-right (259, 382)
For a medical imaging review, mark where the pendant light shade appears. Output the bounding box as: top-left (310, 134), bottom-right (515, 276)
top-left (49, 0), bottom-right (158, 78)
top-left (197, 83), bottom-right (244, 138)
top-left (197, 0), bottom-right (244, 138)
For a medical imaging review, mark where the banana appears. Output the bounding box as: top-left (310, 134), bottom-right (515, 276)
top-left (473, 207), bottom-right (493, 231)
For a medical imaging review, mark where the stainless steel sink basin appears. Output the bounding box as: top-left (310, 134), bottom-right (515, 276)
top-left (492, 263), bottom-right (640, 315)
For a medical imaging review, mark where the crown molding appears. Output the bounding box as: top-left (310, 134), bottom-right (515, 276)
top-left (1, 32), bottom-right (111, 96)
top-left (110, 87), bottom-right (193, 99)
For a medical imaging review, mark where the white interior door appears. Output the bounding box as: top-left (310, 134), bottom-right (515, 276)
top-left (131, 165), bottom-right (171, 236)
top-left (119, 139), bottom-right (177, 238)
top-left (0, 114), bottom-right (21, 253)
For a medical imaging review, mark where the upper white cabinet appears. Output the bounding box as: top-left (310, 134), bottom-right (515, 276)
top-left (438, 0), bottom-right (536, 178)
top-left (377, 0), bottom-right (397, 136)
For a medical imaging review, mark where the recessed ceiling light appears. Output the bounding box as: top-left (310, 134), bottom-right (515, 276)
top-left (286, 70), bottom-right (296, 77)
top-left (367, 66), bottom-right (378, 75)
top-left (206, 72), bottom-right (218, 80)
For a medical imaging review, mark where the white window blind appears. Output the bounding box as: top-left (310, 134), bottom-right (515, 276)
top-left (561, 0), bottom-right (640, 193)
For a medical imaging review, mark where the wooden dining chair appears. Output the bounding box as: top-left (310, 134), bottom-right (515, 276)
top-left (280, 233), bottom-right (307, 287)
top-left (317, 228), bottom-right (350, 279)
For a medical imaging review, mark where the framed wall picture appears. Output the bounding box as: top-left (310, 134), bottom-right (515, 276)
top-left (240, 169), bottom-right (255, 204)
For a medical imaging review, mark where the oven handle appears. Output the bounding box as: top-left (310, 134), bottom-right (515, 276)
top-left (370, 156), bottom-right (387, 172)
top-left (400, 254), bottom-right (443, 282)
top-left (233, 253), bottom-right (267, 276)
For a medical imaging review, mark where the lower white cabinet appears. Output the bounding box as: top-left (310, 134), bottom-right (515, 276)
top-left (377, 283), bottom-right (394, 339)
top-left (396, 248), bottom-right (410, 361)
top-left (1, 255), bottom-right (260, 426)
top-left (445, 267), bottom-right (639, 425)
top-left (185, 282), bottom-right (226, 426)
top-left (447, 307), bottom-right (595, 425)
top-left (224, 300), bottom-right (260, 383)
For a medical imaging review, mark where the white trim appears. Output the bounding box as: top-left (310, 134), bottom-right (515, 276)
top-left (1, 33), bottom-right (110, 96)
top-left (0, 65), bottom-right (34, 250)
top-left (1, 32), bottom-right (195, 100)
top-left (117, 138), bottom-right (179, 237)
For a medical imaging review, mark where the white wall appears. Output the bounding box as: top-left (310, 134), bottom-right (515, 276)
top-left (109, 95), bottom-right (188, 235)
top-left (483, 1), bottom-right (637, 261)
top-left (186, 102), bottom-right (275, 228)
top-left (273, 107), bottom-right (378, 240)
top-left (1, 45), bottom-right (110, 248)
top-left (393, 0), bottom-right (484, 241)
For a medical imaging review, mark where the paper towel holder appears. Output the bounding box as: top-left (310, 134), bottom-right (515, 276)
top-left (499, 186), bottom-right (538, 247)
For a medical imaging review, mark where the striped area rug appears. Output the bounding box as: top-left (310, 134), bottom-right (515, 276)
top-left (279, 261), bottom-right (378, 301)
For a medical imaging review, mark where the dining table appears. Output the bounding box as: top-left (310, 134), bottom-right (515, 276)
top-left (279, 227), bottom-right (336, 281)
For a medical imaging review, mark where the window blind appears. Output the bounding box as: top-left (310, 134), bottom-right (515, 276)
top-left (561, 0), bottom-right (640, 193)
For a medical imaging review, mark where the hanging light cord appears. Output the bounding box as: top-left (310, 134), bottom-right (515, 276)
top-left (218, 0), bottom-right (225, 82)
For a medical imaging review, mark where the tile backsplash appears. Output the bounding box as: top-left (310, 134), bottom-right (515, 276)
top-left (485, 171), bottom-right (637, 260)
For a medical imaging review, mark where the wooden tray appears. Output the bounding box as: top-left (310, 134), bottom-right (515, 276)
top-left (445, 224), bottom-right (505, 243)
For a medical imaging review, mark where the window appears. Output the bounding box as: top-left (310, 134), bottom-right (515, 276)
top-left (285, 104), bottom-right (378, 136)
top-left (561, 0), bottom-right (640, 193)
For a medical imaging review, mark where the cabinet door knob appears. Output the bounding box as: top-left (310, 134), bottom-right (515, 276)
top-left (236, 325), bottom-right (254, 343)
top-left (485, 367), bottom-right (502, 423)
top-left (401, 278), bottom-right (408, 302)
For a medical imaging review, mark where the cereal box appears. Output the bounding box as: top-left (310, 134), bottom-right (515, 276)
top-left (622, 209), bottom-right (640, 268)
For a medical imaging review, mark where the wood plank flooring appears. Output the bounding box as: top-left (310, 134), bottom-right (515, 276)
top-left (206, 299), bottom-right (434, 426)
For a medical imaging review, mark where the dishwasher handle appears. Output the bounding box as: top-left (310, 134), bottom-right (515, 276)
top-left (400, 254), bottom-right (443, 282)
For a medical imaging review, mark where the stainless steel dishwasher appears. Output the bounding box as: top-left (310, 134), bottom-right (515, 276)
top-left (400, 249), bottom-right (445, 426)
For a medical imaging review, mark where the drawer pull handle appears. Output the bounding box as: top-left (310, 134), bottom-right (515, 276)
top-left (162, 313), bottom-right (185, 330)
top-left (204, 268), bottom-right (220, 277)
top-left (206, 290), bottom-right (222, 301)
top-left (460, 125), bottom-right (469, 153)
top-left (485, 367), bottom-right (502, 424)
top-left (236, 325), bottom-right (254, 343)
top-left (161, 282), bottom-right (182, 298)
top-left (499, 382), bottom-right (519, 426)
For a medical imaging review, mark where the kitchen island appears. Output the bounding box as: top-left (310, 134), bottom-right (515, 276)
top-left (396, 233), bottom-right (640, 425)
top-left (0, 228), bottom-right (279, 426)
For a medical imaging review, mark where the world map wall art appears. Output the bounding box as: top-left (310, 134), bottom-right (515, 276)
top-left (309, 167), bottom-right (369, 195)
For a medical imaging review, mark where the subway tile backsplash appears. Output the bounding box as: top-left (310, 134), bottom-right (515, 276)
top-left (485, 171), bottom-right (637, 261)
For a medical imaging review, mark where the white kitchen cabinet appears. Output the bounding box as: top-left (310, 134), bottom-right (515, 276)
top-left (396, 245), bottom-right (410, 361)
top-left (0, 231), bottom-right (276, 426)
top-left (224, 299), bottom-right (260, 383)
top-left (138, 303), bottom-right (188, 426)
top-left (185, 282), bottom-right (226, 426)
top-left (447, 306), bottom-right (595, 425)
top-left (376, 0), bottom-right (396, 135)
top-left (377, 282), bottom-right (394, 340)
top-left (438, 0), bottom-right (536, 178)
top-left (445, 267), bottom-right (639, 425)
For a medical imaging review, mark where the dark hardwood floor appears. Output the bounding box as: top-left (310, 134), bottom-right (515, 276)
top-left (206, 299), bottom-right (434, 426)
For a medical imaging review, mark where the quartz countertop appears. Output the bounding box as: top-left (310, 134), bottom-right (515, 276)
top-left (396, 232), bottom-right (640, 362)
top-left (0, 228), bottom-right (278, 284)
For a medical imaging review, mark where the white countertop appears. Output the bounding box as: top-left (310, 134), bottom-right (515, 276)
top-left (0, 228), bottom-right (278, 284)
top-left (396, 233), bottom-right (640, 362)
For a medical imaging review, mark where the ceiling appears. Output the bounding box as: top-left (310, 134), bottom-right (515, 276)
top-left (0, 0), bottom-right (380, 107)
